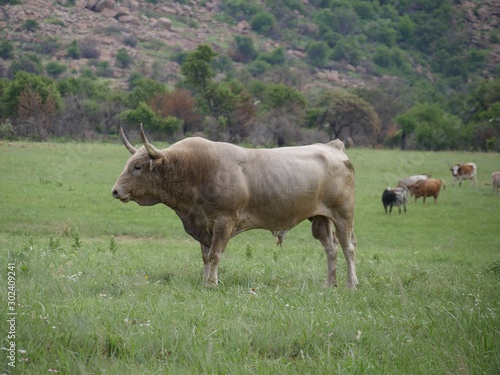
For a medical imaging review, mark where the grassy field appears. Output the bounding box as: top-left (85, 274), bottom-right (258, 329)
top-left (0, 141), bottom-right (499, 374)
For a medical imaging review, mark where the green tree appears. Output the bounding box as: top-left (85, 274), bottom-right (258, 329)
top-left (395, 103), bottom-right (463, 150)
top-left (0, 40), bottom-right (14, 59)
top-left (45, 61), bottom-right (67, 78)
top-left (66, 40), bottom-right (80, 59)
top-left (115, 48), bottom-right (133, 69)
top-left (181, 44), bottom-right (217, 100)
top-left (120, 101), bottom-right (180, 134)
top-left (250, 12), bottom-right (275, 36)
top-left (263, 83), bottom-right (307, 112)
top-left (306, 41), bottom-right (329, 68)
top-left (308, 90), bottom-right (380, 144)
top-left (0, 71), bottom-right (62, 119)
top-left (233, 36), bottom-right (258, 62)
top-left (23, 19), bottom-right (39, 32)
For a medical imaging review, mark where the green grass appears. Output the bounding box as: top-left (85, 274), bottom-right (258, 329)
top-left (1, 142), bottom-right (499, 374)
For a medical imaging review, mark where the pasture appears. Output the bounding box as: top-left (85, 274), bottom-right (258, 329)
top-left (1, 141), bottom-right (499, 374)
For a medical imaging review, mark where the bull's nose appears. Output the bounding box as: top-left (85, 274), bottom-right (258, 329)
top-left (112, 188), bottom-right (119, 198)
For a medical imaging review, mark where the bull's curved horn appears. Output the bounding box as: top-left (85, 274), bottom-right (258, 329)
top-left (140, 123), bottom-right (163, 159)
top-left (120, 127), bottom-right (137, 154)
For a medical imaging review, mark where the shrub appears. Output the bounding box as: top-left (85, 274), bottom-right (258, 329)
top-left (7, 53), bottom-right (43, 77)
top-left (0, 40), bottom-right (14, 59)
top-left (46, 61), bottom-right (67, 78)
top-left (23, 19), bottom-right (39, 32)
top-left (250, 12), bottom-right (275, 36)
top-left (79, 38), bottom-right (101, 59)
top-left (257, 47), bottom-right (286, 66)
top-left (232, 36), bottom-right (258, 63)
top-left (66, 40), bottom-right (81, 59)
top-left (115, 48), bottom-right (133, 69)
top-left (306, 41), bottom-right (329, 68)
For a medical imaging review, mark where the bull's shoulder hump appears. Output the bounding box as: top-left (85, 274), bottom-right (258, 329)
top-left (326, 139), bottom-right (345, 151)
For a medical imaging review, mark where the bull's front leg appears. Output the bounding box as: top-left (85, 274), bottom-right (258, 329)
top-left (200, 243), bottom-right (211, 284)
top-left (204, 217), bottom-right (234, 286)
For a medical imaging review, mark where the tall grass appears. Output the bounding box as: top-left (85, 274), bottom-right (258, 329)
top-left (0, 142), bottom-right (499, 374)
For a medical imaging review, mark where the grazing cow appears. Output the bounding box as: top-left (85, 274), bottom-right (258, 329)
top-left (409, 179), bottom-right (446, 204)
top-left (112, 125), bottom-right (358, 288)
top-left (382, 187), bottom-right (407, 214)
top-left (491, 172), bottom-right (500, 195)
top-left (449, 163), bottom-right (477, 186)
top-left (396, 174), bottom-right (431, 190)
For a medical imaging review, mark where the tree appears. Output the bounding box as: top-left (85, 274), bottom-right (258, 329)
top-left (250, 12), bottom-right (275, 36)
top-left (66, 40), bottom-right (80, 59)
top-left (120, 101), bottom-right (181, 135)
top-left (308, 90), bottom-right (380, 145)
top-left (395, 103), bottom-right (463, 150)
top-left (232, 36), bottom-right (258, 63)
top-left (181, 44), bottom-right (217, 102)
top-left (115, 48), bottom-right (132, 69)
top-left (306, 41), bottom-right (329, 68)
top-left (0, 71), bottom-right (62, 120)
top-left (148, 89), bottom-right (202, 135)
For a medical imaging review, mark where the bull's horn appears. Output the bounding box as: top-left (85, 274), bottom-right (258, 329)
top-left (120, 127), bottom-right (137, 154)
top-left (140, 123), bottom-right (163, 159)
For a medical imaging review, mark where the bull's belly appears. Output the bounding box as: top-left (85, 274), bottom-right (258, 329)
top-left (232, 207), bottom-right (326, 236)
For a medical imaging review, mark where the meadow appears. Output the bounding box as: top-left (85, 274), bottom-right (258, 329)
top-left (0, 140), bottom-right (499, 374)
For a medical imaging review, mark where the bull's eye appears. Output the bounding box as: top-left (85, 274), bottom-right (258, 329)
top-left (134, 164), bottom-right (142, 171)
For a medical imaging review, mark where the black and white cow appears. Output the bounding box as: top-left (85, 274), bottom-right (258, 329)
top-left (382, 187), bottom-right (408, 214)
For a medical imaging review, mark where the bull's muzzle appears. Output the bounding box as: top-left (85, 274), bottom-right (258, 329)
top-left (112, 187), bottom-right (130, 203)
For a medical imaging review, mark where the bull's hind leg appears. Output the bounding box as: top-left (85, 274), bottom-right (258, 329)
top-left (311, 216), bottom-right (338, 287)
top-left (334, 217), bottom-right (358, 289)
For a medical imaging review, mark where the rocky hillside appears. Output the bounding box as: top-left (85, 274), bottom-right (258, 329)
top-left (3, 0), bottom-right (497, 92)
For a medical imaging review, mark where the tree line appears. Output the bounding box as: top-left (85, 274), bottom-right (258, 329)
top-left (0, 43), bottom-right (498, 151)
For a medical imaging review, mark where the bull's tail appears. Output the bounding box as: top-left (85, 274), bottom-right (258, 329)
top-left (441, 179), bottom-right (446, 190)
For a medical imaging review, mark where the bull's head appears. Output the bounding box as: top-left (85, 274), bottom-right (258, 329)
top-left (111, 124), bottom-right (164, 206)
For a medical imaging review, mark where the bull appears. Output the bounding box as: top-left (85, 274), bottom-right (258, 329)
top-left (449, 163), bottom-right (477, 187)
top-left (382, 187), bottom-right (407, 214)
top-left (112, 125), bottom-right (358, 288)
top-left (409, 178), bottom-right (446, 204)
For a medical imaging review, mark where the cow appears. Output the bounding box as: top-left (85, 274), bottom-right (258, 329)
top-left (396, 174), bottom-right (430, 190)
top-left (449, 163), bottom-right (477, 187)
top-left (112, 125), bottom-right (358, 289)
top-left (491, 172), bottom-right (500, 195)
top-left (382, 187), bottom-right (407, 214)
top-left (409, 179), bottom-right (446, 204)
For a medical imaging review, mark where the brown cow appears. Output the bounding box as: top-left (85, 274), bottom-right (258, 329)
top-left (112, 125), bottom-right (358, 288)
top-left (409, 179), bottom-right (446, 204)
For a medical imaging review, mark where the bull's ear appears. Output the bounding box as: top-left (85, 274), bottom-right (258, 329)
top-left (140, 123), bottom-right (163, 159)
top-left (120, 127), bottom-right (137, 154)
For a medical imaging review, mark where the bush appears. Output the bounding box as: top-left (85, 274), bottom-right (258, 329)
top-left (0, 40), bottom-right (14, 59)
top-left (46, 61), bottom-right (67, 78)
top-left (23, 19), bottom-right (39, 32)
top-left (115, 48), bottom-right (133, 69)
top-left (79, 38), bottom-right (101, 59)
top-left (232, 36), bottom-right (258, 63)
top-left (306, 41), bottom-right (329, 68)
top-left (246, 60), bottom-right (271, 77)
top-left (257, 47), bottom-right (286, 66)
top-left (250, 12), bottom-right (275, 36)
top-left (66, 40), bottom-right (81, 59)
